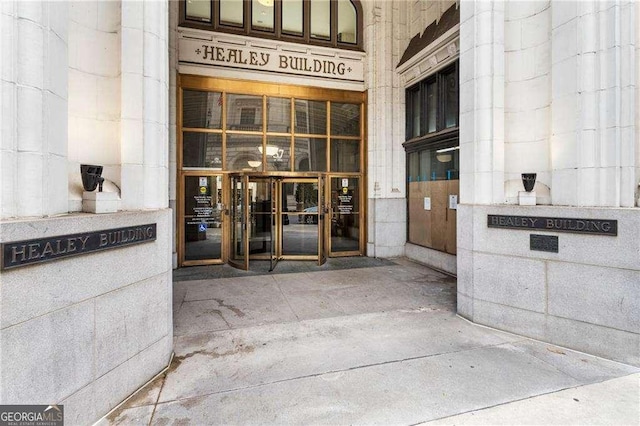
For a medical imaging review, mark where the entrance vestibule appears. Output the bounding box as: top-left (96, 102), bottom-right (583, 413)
top-left (177, 76), bottom-right (366, 270)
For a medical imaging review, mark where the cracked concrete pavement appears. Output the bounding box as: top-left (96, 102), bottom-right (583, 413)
top-left (101, 258), bottom-right (640, 425)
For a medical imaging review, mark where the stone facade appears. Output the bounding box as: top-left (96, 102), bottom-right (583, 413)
top-left (1, 0), bottom-right (639, 424)
top-left (1, 1), bottom-right (172, 423)
top-left (456, 1), bottom-right (640, 367)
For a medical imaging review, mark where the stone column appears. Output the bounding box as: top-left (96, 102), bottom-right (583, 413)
top-left (504, 1), bottom-right (551, 201)
top-left (1, 1), bottom-right (68, 218)
top-left (636, 0), bottom-right (640, 207)
top-left (120, 0), bottom-right (169, 210)
top-left (169, 0), bottom-right (179, 266)
top-left (459, 0), bottom-right (505, 205)
top-left (364, 0), bottom-right (406, 258)
top-left (551, 0), bottom-right (636, 207)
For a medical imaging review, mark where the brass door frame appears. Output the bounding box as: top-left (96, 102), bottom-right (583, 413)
top-left (278, 177), bottom-right (323, 261)
top-left (228, 174), bottom-right (250, 270)
top-left (177, 75), bottom-right (368, 266)
top-left (178, 172), bottom-right (227, 267)
top-left (327, 174), bottom-right (364, 257)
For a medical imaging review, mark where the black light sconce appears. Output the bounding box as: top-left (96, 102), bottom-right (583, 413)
top-left (80, 164), bottom-right (104, 192)
top-left (521, 173), bottom-right (537, 192)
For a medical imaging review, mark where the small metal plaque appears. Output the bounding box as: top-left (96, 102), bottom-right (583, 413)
top-left (530, 234), bottom-right (558, 253)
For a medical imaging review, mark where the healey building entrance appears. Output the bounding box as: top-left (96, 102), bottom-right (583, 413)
top-left (178, 76), bottom-right (366, 269)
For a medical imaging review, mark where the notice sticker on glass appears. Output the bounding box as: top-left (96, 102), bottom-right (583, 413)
top-left (342, 178), bottom-right (349, 187)
top-left (199, 177), bottom-right (208, 187)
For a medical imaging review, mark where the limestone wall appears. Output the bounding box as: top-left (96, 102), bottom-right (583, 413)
top-left (0, 210), bottom-right (173, 424)
top-left (0, 1), bottom-right (173, 423)
top-left (458, 0), bottom-right (639, 365)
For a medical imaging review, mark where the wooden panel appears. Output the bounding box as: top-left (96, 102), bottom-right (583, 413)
top-left (429, 181), bottom-right (448, 252)
top-left (408, 182), bottom-right (430, 247)
top-left (408, 179), bottom-right (459, 255)
top-left (445, 180), bottom-right (459, 255)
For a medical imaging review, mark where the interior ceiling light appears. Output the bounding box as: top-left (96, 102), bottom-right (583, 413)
top-left (258, 0), bottom-right (274, 7)
top-left (248, 160), bottom-right (262, 168)
top-left (258, 145), bottom-right (280, 157)
top-left (436, 146), bottom-right (459, 153)
top-left (436, 154), bottom-right (452, 163)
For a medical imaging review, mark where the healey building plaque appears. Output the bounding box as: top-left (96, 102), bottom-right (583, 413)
top-left (487, 215), bottom-right (617, 236)
top-left (1, 224), bottom-right (157, 270)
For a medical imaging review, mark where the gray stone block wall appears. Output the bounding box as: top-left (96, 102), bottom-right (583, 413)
top-left (367, 198), bottom-right (406, 258)
top-left (0, 209), bottom-right (173, 423)
top-left (457, 204), bottom-right (640, 367)
top-left (405, 243), bottom-right (457, 276)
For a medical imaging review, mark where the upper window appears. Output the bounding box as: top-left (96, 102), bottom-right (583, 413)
top-left (181, 0), bottom-right (362, 50)
top-left (405, 63), bottom-right (459, 141)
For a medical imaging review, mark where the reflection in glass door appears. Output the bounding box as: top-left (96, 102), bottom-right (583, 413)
top-left (318, 176), bottom-right (327, 265)
top-left (280, 179), bottom-right (319, 258)
top-left (183, 175), bottom-right (224, 264)
top-left (329, 176), bottom-right (360, 255)
top-left (269, 178), bottom-right (279, 271)
top-left (229, 174), bottom-right (249, 270)
top-left (248, 178), bottom-right (274, 258)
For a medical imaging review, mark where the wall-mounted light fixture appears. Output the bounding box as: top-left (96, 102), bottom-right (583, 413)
top-left (521, 173), bottom-right (537, 192)
top-left (80, 164), bottom-right (104, 192)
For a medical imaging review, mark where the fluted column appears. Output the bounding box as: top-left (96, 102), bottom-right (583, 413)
top-left (551, 0), bottom-right (636, 207)
top-left (1, 1), bottom-right (68, 218)
top-left (459, 0), bottom-right (505, 205)
top-left (120, 0), bottom-right (169, 210)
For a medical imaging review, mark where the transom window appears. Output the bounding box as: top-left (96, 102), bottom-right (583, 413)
top-left (181, 88), bottom-right (363, 173)
top-left (181, 0), bottom-right (362, 50)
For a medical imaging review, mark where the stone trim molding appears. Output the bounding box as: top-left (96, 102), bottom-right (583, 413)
top-left (397, 25), bottom-right (459, 88)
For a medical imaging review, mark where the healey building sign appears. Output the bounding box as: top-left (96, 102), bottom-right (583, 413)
top-left (487, 215), bottom-right (617, 236)
top-left (179, 37), bottom-right (365, 82)
top-left (1, 224), bottom-right (157, 270)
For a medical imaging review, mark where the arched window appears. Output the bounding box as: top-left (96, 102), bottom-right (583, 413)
top-left (181, 0), bottom-right (363, 50)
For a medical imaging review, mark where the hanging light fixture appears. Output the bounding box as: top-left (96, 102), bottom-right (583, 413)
top-left (257, 0), bottom-right (274, 7)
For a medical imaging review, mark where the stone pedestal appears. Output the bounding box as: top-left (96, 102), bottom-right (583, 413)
top-left (518, 191), bottom-right (536, 206)
top-left (82, 191), bottom-right (121, 213)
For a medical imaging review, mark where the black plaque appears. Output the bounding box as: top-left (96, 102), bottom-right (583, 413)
top-left (530, 234), bottom-right (559, 253)
top-left (1, 224), bottom-right (157, 270)
top-left (487, 215), bottom-right (617, 236)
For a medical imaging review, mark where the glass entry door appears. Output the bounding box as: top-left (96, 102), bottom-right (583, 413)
top-left (229, 175), bottom-right (279, 271)
top-left (329, 176), bottom-right (361, 256)
top-left (182, 174), bottom-right (224, 265)
top-left (227, 174), bottom-right (328, 270)
top-left (279, 178), bottom-right (325, 261)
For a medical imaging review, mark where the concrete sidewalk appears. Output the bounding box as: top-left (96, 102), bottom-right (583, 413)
top-left (103, 258), bottom-right (639, 425)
